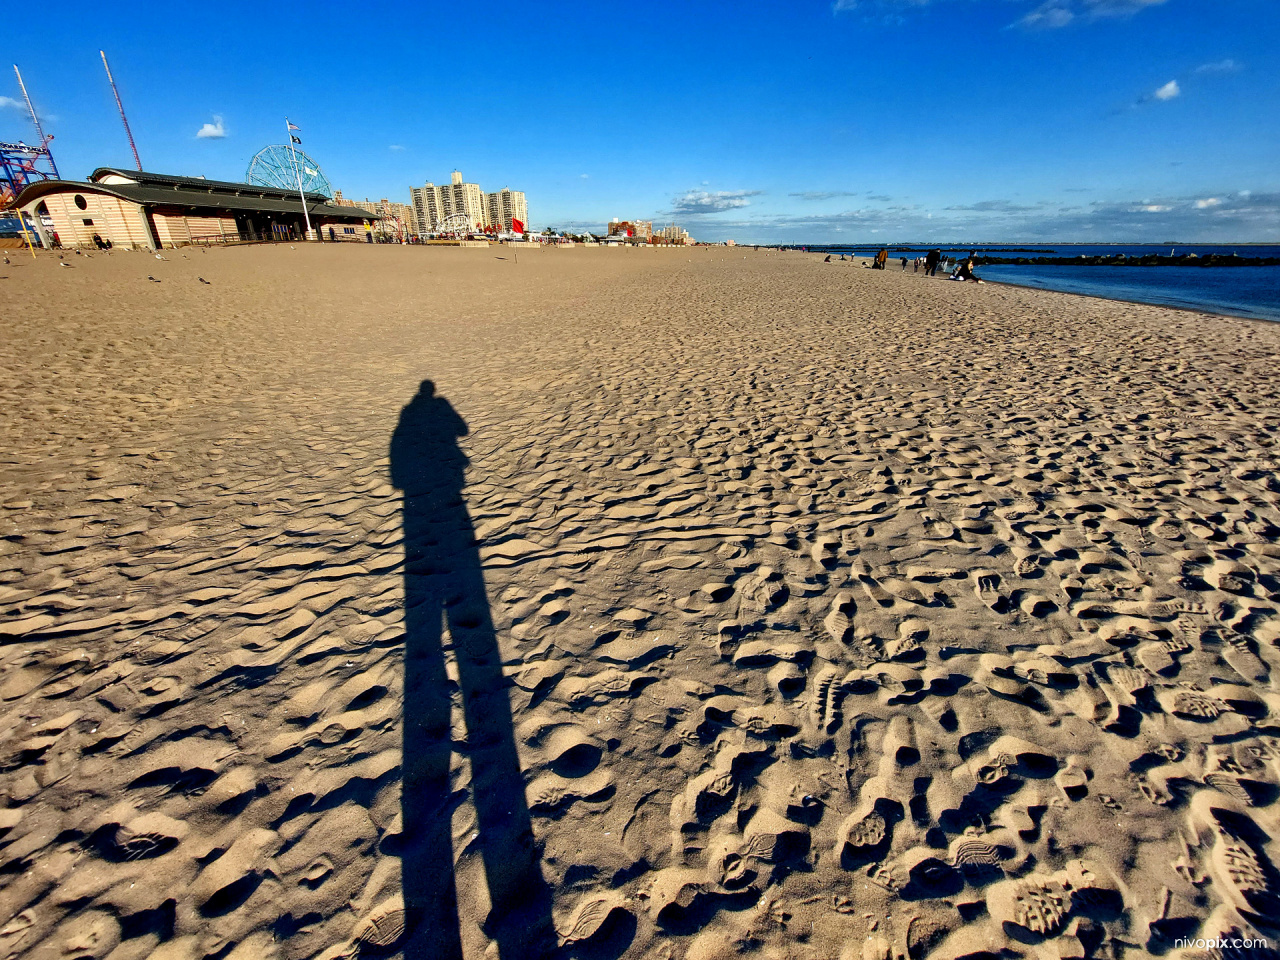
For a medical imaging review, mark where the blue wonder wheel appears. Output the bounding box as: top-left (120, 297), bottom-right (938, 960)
top-left (246, 145), bottom-right (332, 197)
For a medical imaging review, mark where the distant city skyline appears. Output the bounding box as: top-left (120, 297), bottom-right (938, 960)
top-left (2, 0), bottom-right (1275, 243)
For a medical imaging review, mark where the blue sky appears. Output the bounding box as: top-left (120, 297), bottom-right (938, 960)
top-left (3, 0), bottom-right (1276, 242)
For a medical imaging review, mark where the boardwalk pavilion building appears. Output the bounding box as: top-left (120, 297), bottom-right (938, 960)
top-left (14, 168), bottom-right (375, 250)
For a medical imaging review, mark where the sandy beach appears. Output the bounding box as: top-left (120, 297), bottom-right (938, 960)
top-left (2, 243), bottom-right (1279, 960)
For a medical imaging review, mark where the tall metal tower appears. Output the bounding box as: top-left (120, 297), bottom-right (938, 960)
top-left (100, 51), bottom-right (142, 172)
top-left (0, 66), bottom-right (59, 208)
top-left (13, 66), bottom-right (57, 178)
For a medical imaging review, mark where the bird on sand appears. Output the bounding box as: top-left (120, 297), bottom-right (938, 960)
top-left (147, 276), bottom-right (160, 282)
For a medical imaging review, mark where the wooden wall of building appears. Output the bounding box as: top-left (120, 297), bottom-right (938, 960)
top-left (151, 212), bottom-right (238, 247)
top-left (32, 191), bottom-right (154, 250)
top-left (317, 220), bottom-right (371, 242)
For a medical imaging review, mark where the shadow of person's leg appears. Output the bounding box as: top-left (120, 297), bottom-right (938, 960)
top-left (401, 514), bottom-right (465, 960)
top-left (448, 552), bottom-right (558, 958)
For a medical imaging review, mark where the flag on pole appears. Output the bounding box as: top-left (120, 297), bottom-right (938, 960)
top-left (284, 118), bottom-right (312, 237)
top-left (511, 217), bottom-right (525, 233)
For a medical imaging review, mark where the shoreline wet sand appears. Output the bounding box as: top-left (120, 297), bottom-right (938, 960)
top-left (2, 244), bottom-right (1279, 960)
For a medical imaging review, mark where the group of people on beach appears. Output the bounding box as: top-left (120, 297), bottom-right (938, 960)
top-left (823, 247), bottom-right (982, 282)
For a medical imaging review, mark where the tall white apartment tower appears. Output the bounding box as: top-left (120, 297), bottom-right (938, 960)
top-left (444, 170), bottom-right (487, 230)
top-left (410, 184), bottom-right (444, 234)
top-left (484, 188), bottom-right (528, 232)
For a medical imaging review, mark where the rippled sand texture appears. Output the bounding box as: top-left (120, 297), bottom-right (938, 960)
top-left (2, 245), bottom-right (1280, 960)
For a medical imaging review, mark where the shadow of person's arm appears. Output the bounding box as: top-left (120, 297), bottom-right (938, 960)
top-left (390, 416), bottom-right (407, 491)
top-left (443, 400), bottom-right (469, 442)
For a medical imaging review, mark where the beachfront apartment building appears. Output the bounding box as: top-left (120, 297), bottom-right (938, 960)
top-left (485, 188), bottom-right (528, 233)
top-left (607, 218), bottom-right (652, 239)
top-left (658, 223), bottom-right (691, 244)
top-left (411, 176), bottom-right (483, 232)
top-left (411, 170), bottom-right (524, 233)
top-left (411, 173), bottom-right (484, 232)
top-left (409, 185), bottom-right (440, 235)
top-left (606, 218), bottom-right (694, 243)
top-left (446, 171), bottom-right (487, 230)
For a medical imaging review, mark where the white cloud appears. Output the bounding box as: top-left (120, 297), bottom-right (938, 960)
top-left (1153, 79), bottom-right (1180, 100)
top-left (1195, 197), bottom-right (1222, 208)
top-left (833, 0), bottom-right (930, 11)
top-left (1017, 0), bottom-right (1167, 28)
top-left (1139, 204), bottom-right (1171, 212)
top-left (945, 199), bottom-right (1042, 213)
top-left (0, 96), bottom-right (23, 110)
top-left (389, 144), bottom-right (405, 151)
top-left (196, 116), bottom-right (226, 139)
top-left (791, 190), bottom-right (861, 201)
top-left (832, 0), bottom-right (1170, 27)
top-left (1019, 3), bottom-right (1074, 27)
top-left (1083, 0), bottom-right (1168, 16)
top-left (1195, 59), bottom-right (1241, 74)
top-left (671, 189), bottom-right (762, 214)
top-left (580, 173), bottom-right (589, 179)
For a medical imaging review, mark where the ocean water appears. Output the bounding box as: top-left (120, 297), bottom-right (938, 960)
top-left (809, 244), bottom-right (1280, 322)
top-left (814, 243), bottom-right (1280, 258)
top-left (978, 265), bottom-right (1280, 323)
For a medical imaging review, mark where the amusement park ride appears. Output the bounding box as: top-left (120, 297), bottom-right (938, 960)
top-left (0, 66), bottom-right (58, 209)
top-left (434, 212), bottom-right (472, 239)
top-left (2, 54), bottom-right (138, 209)
top-left (247, 144), bottom-right (332, 197)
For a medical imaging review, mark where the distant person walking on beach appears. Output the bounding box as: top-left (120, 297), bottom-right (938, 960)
top-left (900, 256), bottom-right (908, 271)
top-left (925, 249), bottom-right (941, 276)
top-left (875, 248), bottom-right (889, 270)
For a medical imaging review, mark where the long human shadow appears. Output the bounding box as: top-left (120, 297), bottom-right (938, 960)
top-left (390, 380), bottom-right (557, 959)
